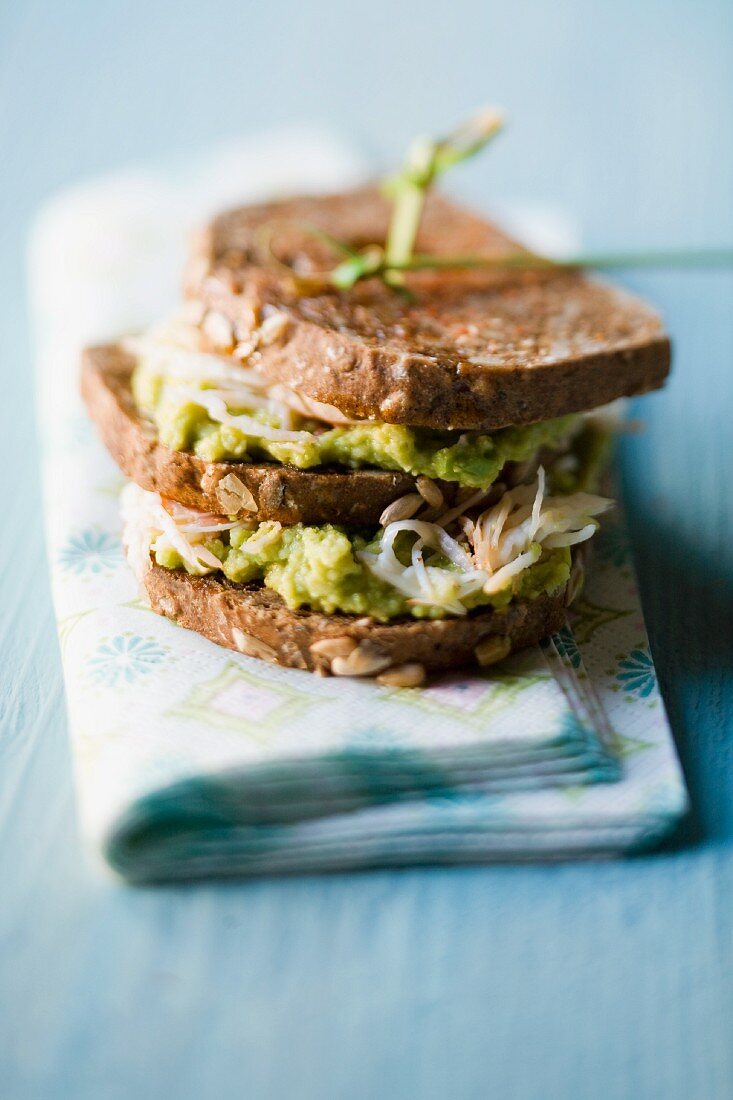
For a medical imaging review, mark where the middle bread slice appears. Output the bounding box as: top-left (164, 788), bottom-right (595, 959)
top-left (82, 342), bottom-right (433, 525)
top-left (82, 338), bottom-right (577, 526)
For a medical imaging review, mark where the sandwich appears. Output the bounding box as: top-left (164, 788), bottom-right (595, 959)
top-left (82, 154), bottom-right (670, 684)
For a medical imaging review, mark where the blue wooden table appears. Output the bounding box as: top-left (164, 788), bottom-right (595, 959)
top-left (2, 2), bottom-right (732, 1096)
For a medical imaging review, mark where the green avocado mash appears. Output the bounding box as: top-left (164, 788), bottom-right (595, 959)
top-left (132, 360), bottom-right (578, 490)
top-left (549, 420), bottom-right (612, 495)
top-left (155, 521), bottom-right (571, 622)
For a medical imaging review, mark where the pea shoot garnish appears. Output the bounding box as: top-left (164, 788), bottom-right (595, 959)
top-left (260, 108), bottom-right (733, 298)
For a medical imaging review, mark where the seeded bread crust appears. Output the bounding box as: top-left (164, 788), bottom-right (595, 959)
top-left (187, 188), bottom-right (671, 431)
top-left (81, 343), bottom-right (443, 526)
top-left (137, 554), bottom-right (567, 675)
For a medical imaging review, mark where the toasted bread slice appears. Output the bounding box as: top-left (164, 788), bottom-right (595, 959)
top-left (187, 188), bottom-right (671, 431)
top-left (82, 343), bottom-right (440, 525)
top-left (135, 552), bottom-right (568, 675)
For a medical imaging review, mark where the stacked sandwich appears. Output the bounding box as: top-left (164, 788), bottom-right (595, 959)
top-left (82, 188), bottom-right (670, 683)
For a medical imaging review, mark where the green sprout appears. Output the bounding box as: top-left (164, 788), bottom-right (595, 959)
top-left (260, 107), bottom-right (733, 297)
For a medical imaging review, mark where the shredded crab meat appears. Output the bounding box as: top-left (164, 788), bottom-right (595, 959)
top-left (267, 384), bottom-right (364, 427)
top-left (123, 485), bottom-right (242, 576)
top-left (358, 468), bottom-right (612, 607)
top-left (358, 519), bottom-right (487, 616)
top-left (529, 465), bottom-right (545, 539)
top-left (175, 388), bottom-right (315, 444)
top-left (161, 498), bottom-right (244, 536)
top-left (434, 487), bottom-right (497, 530)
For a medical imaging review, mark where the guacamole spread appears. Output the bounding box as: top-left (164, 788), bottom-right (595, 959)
top-left (155, 521), bottom-right (571, 622)
top-left (132, 360), bottom-right (578, 490)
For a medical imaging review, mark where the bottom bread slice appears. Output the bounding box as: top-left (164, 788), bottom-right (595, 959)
top-left (134, 552), bottom-right (569, 677)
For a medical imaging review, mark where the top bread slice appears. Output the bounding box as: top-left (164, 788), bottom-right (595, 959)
top-left (186, 187), bottom-right (671, 431)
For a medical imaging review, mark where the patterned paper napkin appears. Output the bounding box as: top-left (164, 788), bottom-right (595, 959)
top-left (29, 130), bottom-right (688, 881)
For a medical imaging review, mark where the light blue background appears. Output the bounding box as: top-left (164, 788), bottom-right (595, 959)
top-left (2, 2), bottom-right (732, 1097)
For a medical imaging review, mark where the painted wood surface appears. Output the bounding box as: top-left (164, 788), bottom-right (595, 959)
top-left (2, 2), bottom-right (732, 1097)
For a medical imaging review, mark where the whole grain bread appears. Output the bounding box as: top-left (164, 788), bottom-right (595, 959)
top-left (187, 187), bottom-right (671, 431)
top-left (82, 343), bottom-right (442, 525)
top-left (136, 552), bottom-right (568, 675)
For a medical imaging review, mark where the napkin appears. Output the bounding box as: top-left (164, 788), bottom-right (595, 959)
top-left (30, 129), bottom-right (688, 880)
